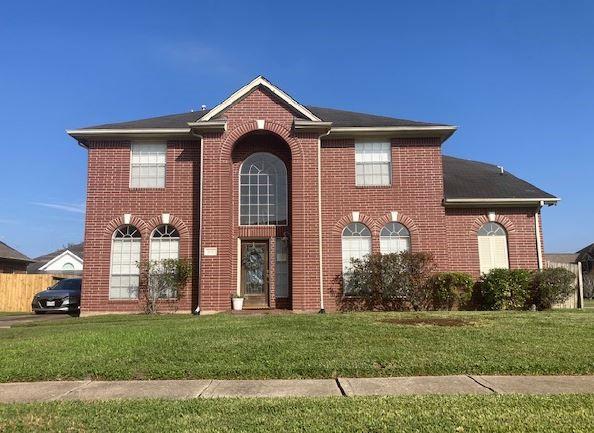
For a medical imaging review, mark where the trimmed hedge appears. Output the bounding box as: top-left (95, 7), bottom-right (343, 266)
top-left (473, 267), bottom-right (576, 311)
top-left (530, 268), bottom-right (576, 310)
top-left (427, 272), bottom-right (474, 310)
top-left (473, 269), bottom-right (533, 310)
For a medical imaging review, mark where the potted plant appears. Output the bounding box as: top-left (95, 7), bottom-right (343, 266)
top-left (232, 293), bottom-right (244, 311)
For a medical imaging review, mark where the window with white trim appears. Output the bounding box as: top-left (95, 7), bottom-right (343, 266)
top-left (150, 224), bottom-right (180, 262)
top-left (355, 141), bottom-right (391, 186)
top-left (477, 222), bottom-right (509, 274)
top-left (130, 143), bottom-right (166, 188)
top-left (342, 222), bottom-right (372, 294)
top-left (110, 225), bottom-right (141, 299)
top-left (240, 152), bottom-right (288, 226)
top-left (150, 224), bottom-right (180, 299)
top-left (380, 222), bottom-right (411, 254)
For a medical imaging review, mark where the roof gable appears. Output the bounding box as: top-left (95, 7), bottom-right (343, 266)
top-left (38, 249), bottom-right (84, 272)
top-left (200, 76), bottom-right (321, 122)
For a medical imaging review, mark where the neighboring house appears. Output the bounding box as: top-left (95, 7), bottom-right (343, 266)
top-left (27, 243), bottom-right (84, 275)
top-left (543, 253), bottom-right (579, 265)
top-left (0, 241), bottom-right (33, 273)
top-left (67, 76), bottom-right (559, 314)
top-left (576, 243), bottom-right (594, 275)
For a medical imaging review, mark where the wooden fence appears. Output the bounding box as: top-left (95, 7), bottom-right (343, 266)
top-left (0, 274), bottom-right (66, 312)
top-left (544, 261), bottom-right (584, 309)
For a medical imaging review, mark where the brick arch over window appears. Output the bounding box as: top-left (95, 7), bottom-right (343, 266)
top-left (333, 213), bottom-right (378, 235)
top-left (219, 120), bottom-right (303, 161)
top-left (378, 212), bottom-right (419, 236)
top-left (146, 215), bottom-right (191, 256)
top-left (470, 214), bottom-right (516, 235)
top-left (104, 216), bottom-right (149, 237)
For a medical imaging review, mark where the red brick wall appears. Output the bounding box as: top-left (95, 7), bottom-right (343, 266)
top-left (81, 140), bottom-right (200, 313)
top-left (80, 86), bottom-right (545, 313)
top-left (445, 207), bottom-right (541, 278)
top-left (320, 137), bottom-right (448, 310)
top-left (198, 87), bottom-right (321, 312)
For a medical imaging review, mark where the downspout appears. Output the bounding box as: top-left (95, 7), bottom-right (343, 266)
top-left (191, 131), bottom-right (204, 315)
top-left (317, 129), bottom-right (331, 313)
top-left (535, 201), bottom-right (544, 270)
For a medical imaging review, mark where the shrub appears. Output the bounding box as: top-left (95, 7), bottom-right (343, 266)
top-left (338, 251), bottom-right (435, 311)
top-left (474, 268), bottom-right (533, 310)
top-left (138, 258), bottom-right (193, 314)
top-left (427, 272), bottom-right (474, 310)
top-left (530, 267), bottom-right (575, 310)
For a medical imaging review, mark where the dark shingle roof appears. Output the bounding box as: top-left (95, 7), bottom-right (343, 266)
top-left (306, 106), bottom-right (447, 127)
top-left (26, 243), bottom-right (84, 274)
top-left (78, 106), bottom-right (448, 130)
top-left (443, 156), bottom-right (557, 200)
top-left (576, 243), bottom-right (594, 262)
top-left (0, 241), bottom-right (32, 262)
top-left (80, 111), bottom-right (210, 130)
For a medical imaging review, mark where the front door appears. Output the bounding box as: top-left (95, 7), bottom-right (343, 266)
top-left (241, 241), bottom-right (269, 308)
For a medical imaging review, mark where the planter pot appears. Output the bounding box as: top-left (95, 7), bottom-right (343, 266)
top-left (232, 297), bottom-right (244, 311)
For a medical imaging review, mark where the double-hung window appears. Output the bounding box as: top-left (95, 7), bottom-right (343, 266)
top-left (130, 143), bottom-right (166, 188)
top-left (355, 141), bottom-right (391, 186)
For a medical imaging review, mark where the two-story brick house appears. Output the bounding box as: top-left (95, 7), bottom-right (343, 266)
top-left (68, 76), bottom-right (558, 314)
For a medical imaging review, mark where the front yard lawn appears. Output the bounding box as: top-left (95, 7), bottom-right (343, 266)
top-left (0, 311), bottom-right (593, 382)
top-left (1, 395), bottom-right (593, 432)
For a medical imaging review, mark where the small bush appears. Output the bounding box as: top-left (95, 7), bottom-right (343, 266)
top-left (338, 251), bottom-right (435, 311)
top-left (427, 272), bottom-right (474, 310)
top-left (138, 258), bottom-right (193, 314)
top-left (530, 267), bottom-right (575, 310)
top-left (474, 268), bottom-right (533, 310)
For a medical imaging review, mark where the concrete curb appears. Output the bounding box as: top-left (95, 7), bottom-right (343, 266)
top-left (1, 375), bottom-right (593, 403)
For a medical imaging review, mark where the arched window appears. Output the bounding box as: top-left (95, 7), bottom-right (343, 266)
top-left (477, 222), bottom-right (509, 274)
top-left (62, 262), bottom-right (75, 271)
top-left (240, 152), bottom-right (287, 226)
top-left (341, 222), bottom-right (372, 288)
top-left (380, 222), bottom-right (411, 254)
top-left (150, 224), bottom-right (180, 262)
top-left (110, 225), bottom-right (141, 299)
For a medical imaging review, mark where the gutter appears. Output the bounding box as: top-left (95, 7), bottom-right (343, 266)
top-left (190, 130), bottom-right (204, 316)
top-left (326, 125), bottom-right (457, 142)
top-left (535, 201), bottom-right (544, 270)
top-left (443, 197), bottom-right (560, 207)
top-left (316, 126), bottom-right (332, 314)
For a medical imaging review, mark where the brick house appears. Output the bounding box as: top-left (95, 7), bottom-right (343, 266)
top-left (68, 76), bottom-right (558, 314)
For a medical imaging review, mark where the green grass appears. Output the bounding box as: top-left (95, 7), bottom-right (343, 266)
top-left (1, 395), bottom-right (593, 432)
top-left (584, 299), bottom-right (594, 308)
top-left (0, 311), bottom-right (593, 382)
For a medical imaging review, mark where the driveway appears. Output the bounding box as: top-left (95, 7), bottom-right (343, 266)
top-left (0, 313), bottom-right (74, 328)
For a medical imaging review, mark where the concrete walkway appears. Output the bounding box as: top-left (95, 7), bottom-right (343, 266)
top-left (1, 375), bottom-right (593, 403)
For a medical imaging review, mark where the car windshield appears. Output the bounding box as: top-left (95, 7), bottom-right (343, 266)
top-left (50, 279), bottom-right (81, 291)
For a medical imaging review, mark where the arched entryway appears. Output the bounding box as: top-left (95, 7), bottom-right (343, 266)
top-left (231, 131), bottom-right (292, 309)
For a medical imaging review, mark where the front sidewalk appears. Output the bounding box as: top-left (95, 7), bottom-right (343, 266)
top-left (2, 375), bottom-right (593, 403)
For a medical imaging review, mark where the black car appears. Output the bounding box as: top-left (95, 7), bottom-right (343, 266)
top-left (31, 278), bottom-right (82, 315)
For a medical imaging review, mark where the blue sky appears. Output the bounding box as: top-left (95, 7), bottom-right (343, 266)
top-left (0, 0), bottom-right (592, 257)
